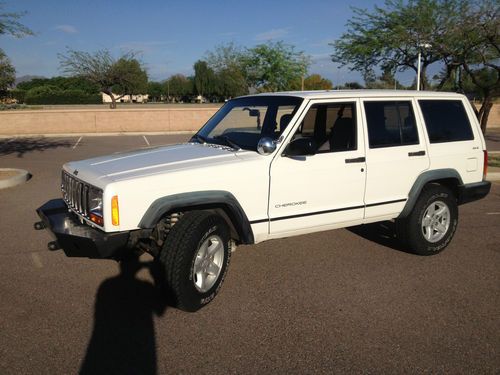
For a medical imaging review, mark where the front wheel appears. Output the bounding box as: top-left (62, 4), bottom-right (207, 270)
top-left (159, 211), bottom-right (231, 312)
top-left (397, 185), bottom-right (458, 256)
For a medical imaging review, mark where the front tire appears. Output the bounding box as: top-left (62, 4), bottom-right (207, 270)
top-left (397, 184), bottom-right (458, 256)
top-left (159, 211), bottom-right (231, 312)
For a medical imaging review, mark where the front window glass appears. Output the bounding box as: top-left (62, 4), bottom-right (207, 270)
top-left (292, 102), bottom-right (357, 153)
top-left (196, 96), bottom-right (303, 151)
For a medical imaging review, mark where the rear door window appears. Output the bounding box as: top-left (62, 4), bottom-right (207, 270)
top-left (418, 100), bottom-right (474, 143)
top-left (364, 101), bottom-right (419, 148)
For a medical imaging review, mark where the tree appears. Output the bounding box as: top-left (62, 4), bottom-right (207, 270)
top-left (365, 66), bottom-right (402, 89)
top-left (331, 0), bottom-right (453, 90)
top-left (0, 4), bottom-right (33, 97)
top-left (166, 74), bottom-right (193, 102)
top-left (291, 74), bottom-right (333, 90)
top-left (0, 4), bottom-right (33, 37)
top-left (243, 41), bottom-right (310, 92)
top-left (305, 74), bottom-right (333, 90)
top-left (193, 60), bottom-right (214, 98)
top-left (378, 67), bottom-right (398, 88)
top-left (206, 43), bottom-right (248, 99)
top-left (206, 42), bottom-right (245, 73)
top-left (59, 49), bottom-right (148, 109)
top-left (331, 0), bottom-right (500, 132)
top-left (147, 81), bottom-right (164, 102)
top-left (435, 0), bottom-right (499, 132)
top-left (111, 58), bottom-right (148, 99)
top-left (344, 82), bottom-right (364, 89)
top-left (0, 50), bottom-right (15, 93)
top-left (213, 67), bottom-right (248, 99)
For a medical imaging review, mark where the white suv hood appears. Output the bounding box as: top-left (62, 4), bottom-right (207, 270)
top-left (65, 143), bottom-right (242, 183)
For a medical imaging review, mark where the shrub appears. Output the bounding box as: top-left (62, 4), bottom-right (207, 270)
top-left (0, 103), bottom-right (29, 110)
top-left (10, 89), bottom-right (26, 103)
top-left (25, 85), bottom-right (101, 104)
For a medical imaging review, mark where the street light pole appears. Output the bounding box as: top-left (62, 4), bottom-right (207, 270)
top-left (417, 51), bottom-right (422, 91)
top-left (416, 43), bottom-right (431, 91)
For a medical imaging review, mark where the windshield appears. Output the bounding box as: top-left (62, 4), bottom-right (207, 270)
top-left (194, 96), bottom-right (303, 151)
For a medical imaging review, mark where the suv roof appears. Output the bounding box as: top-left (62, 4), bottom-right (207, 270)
top-left (253, 89), bottom-right (465, 100)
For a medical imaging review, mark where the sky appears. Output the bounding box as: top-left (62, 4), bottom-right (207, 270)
top-left (1, 0), bottom-right (416, 86)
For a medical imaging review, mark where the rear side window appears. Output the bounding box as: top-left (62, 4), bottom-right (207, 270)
top-left (419, 100), bottom-right (474, 143)
top-left (364, 101), bottom-right (419, 148)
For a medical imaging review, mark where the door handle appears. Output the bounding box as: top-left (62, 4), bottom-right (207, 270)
top-left (345, 157), bottom-right (366, 163)
top-left (408, 150), bottom-right (426, 157)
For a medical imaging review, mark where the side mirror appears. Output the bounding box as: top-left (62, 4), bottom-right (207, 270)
top-left (243, 107), bottom-right (260, 117)
top-left (284, 138), bottom-right (317, 156)
top-left (257, 137), bottom-right (277, 156)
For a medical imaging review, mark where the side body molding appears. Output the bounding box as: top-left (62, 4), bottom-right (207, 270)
top-left (398, 169), bottom-right (463, 218)
top-left (139, 191), bottom-right (255, 244)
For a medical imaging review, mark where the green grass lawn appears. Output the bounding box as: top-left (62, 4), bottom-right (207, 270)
top-left (489, 154), bottom-right (500, 168)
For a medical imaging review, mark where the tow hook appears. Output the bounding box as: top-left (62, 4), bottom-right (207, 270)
top-left (34, 221), bottom-right (46, 230)
top-left (47, 241), bottom-right (60, 251)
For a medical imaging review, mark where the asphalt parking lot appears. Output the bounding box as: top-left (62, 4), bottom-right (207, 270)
top-left (0, 133), bottom-right (499, 374)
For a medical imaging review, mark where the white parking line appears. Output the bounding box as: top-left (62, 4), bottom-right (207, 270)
top-left (486, 212), bottom-right (500, 215)
top-left (31, 253), bottom-right (43, 268)
top-left (143, 135), bottom-right (150, 146)
top-left (73, 136), bottom-right (83, 149)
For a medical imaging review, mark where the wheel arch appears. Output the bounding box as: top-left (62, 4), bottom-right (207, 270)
top-left (398, 169), bottom-right (463, 219)
top-left (138, 191), bottom-right (255, 244)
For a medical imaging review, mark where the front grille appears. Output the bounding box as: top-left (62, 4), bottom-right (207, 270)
top-left (61, 171), bottom-right (90, 217)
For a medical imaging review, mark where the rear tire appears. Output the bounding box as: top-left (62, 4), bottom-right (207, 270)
top-left (159, 211), bottom-right (231, 312)
top-left (397, 184), bottom-right (458, 256)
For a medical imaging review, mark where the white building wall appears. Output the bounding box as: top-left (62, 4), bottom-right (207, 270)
top-left (101, 93), bottom-right (149, 103)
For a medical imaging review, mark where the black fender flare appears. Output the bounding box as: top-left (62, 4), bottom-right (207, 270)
top-left (138, 191), bottom-right (255, 244)
top-left (398, 169), bottom-right (463, 218)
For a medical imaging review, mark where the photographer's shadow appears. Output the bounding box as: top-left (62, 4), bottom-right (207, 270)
top-left (80, 257), bottom-right (167, 375)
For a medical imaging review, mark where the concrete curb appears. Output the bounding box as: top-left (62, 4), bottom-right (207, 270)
top-left (487, 173), bottom-right (500, 182)
top-left (0, 169), bottom-right (31, 189)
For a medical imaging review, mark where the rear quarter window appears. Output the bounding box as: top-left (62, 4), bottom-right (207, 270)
top-left (418, 100), bottom-right (474, 143)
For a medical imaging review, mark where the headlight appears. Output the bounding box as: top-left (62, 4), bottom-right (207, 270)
top-left (88, 187), bottom-right (103, 226)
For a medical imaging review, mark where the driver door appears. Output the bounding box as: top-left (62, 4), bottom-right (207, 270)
top-left (268, 99), bottom-right (366, 235)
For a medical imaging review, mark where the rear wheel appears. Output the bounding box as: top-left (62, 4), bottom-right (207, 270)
top-left (159, 211), bottom-right (231, 312)
top-left (397, 184), bottom-right (458, 255)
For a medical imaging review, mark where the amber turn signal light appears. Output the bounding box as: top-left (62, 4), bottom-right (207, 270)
top-left (111, 195), bottom-right (120, 226)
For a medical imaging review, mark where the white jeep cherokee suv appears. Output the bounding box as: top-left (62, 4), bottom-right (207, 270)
top-left (36, 90), bottom-right (491, 311)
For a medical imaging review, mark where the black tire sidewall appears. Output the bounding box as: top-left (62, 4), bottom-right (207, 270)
top-left (176, 215), bottom-right (231, 311)
top-left (409, 187), bottom-right (458, 255)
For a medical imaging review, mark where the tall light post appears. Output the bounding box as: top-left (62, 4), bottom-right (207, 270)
top-left (416, 43), bottom-right (432, 91)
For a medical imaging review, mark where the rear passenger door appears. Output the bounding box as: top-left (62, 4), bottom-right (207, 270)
top-left (362, 99), bottom-right (430, 219)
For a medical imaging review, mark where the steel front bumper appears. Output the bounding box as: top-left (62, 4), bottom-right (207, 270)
top-left (36, 199), bottom-right (129, 258)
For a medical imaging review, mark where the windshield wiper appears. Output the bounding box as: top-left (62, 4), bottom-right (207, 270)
top-left (214, 135), bottom-right (241, 151)
top-left (191, 133), bottom-right (208, 144)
